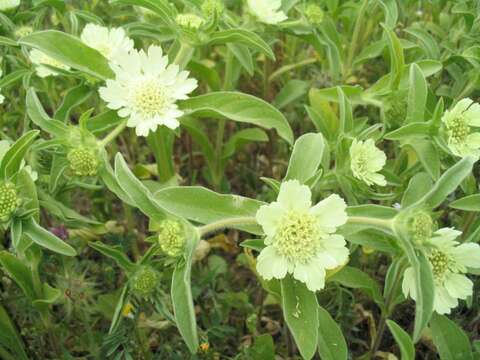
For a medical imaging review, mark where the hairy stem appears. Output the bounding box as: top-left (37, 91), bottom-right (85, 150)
top-left (198, 217), bottom-right (257, 237)
top-left (346, 216), bottom-right (394, 231)
top-left (98, 120), bottom-right (127, 147)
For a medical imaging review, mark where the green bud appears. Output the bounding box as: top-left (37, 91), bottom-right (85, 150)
top-left (14, 26), bottom-right (33, 39)
top-left (175, 13), bottom-right (205, 29)
top-left (158, 220), bottom-right (186, 257)
top-left (0, 183), bottom-right (18, 222)
top-left (305, 4), bottom-right (324, 25)
top-left (201, 0), bottom-right (224, 18)
top-left (383, 90), bottom-right (408, 127)
top-left (67, 147), bottom-right (99, 177)
top-left (130, 266), bottom-right (159, 298)
top-left (408, 212), bottom-right (434, 244)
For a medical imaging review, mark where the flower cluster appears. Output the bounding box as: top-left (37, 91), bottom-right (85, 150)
top-left (29, 49), bottom-right (71, 78)
top-left (247, 0), bottom-right (287, 25)
top-left (349, 139), bottom-right (387, 186)
top-left (255, 180), bottom-right (349, 291)
top-left (442, 98), bottom-right (480, 158)
top-left (130, 266), bottom-right (160, 298)
top-left (402, 228), bottom-right (480, 314)
top-left (0, 182), bottom-right (18, 222)
top-left (158, 219), bottom-right (186, 257)
top-left (0, 0), bottom-right (19, 11)
top-left (67, 147), bottom-right (99, 177)
top-left (80, 24), bottom-right (134, 61)
top-left (99, 44), bottom-right (198, 136)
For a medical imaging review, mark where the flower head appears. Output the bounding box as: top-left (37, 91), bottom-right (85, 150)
top-left (158, 219), bottom-right (186, 257)
top-left (130, 266), bottom-right (159, 298)
top-left (402, 228), bottom-right (480, 314)
top-left (255, 180), bottom-right (349, 291)
top-left (0, 182), bottom-right (18, 222)
top-left (350, 139), bottom-right (387, 186)
top-left (0, 0), bottom-right (19, 11)
top-left (201, 0), bottom-right (224, 18)
top-left (442, 98), bottom-right (480, 157)
top-left (175, 14), bottom-right (205, 29)
top-left (247, 0), bottom-right (287, 25)
top-left (99, 45), bottom-right (198, 137)
top-left (305, 4), bottom-right (324, 25)
top-left (29, 49), bottom-right (70, 78)
top-left (67, 147), bottom-right (99, 177)
top-left (80, 24), bottom-right (134, 61)
top-left (408, 211), bottom-right (434, 244)
top-left (14, 26), bottom-right (33, 38)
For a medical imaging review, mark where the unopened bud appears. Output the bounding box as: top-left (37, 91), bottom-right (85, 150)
top-left (67, 147), bottom-right (98, 177)
top-left (130, 266), bottom-right (159, 298)
top-left (158, 220), bottom-right (186, 257)
top-left (0, 183), bottom-right (18, 222)
top-left (305, 4), bottom-right (324, 25)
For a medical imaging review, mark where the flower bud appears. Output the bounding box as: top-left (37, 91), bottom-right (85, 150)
top-left (158, 220), bottom-right (186, 257)
top-left (383, 90), bottom-right (408, 127)
top-left (201, 0), bottom-right (224, 18)
top-left (0, 183), bottom-right (18, 222)
top-left (175, 14), bottom-right (205, 30)
top-left (130, 266), bottom-right (159, 298)
top-left (305, 4), bottom-right (324, 25)
top-left (67, 147), bottom-right (98, 177)
top-left (408, 212), bottom-right (434, 244)
top-left (14, 26), bottom-right (33, 39)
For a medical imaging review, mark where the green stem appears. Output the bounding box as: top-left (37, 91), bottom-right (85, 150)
top-left (347, 216), bottom-right (394, 231)
top-left (213, 118), bottom-right (226, 189)
top-left (268, 58), bottom-right (317, 83)
top-left (173, 43), bottom-right (193, 69)
top-left (98, 120), bottom-right (127, 147)
top-left (344, 0), bottom-right (369, 79)
top-left (198, 216), bottom-right (257, 237)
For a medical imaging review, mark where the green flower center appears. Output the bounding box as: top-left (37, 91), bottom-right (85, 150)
top-left (429, 250), bottom-right (451, 281)
top-left (133, 80), bottom-right (169, 119)
top-left (273, 211), bottom-right (320, 264)
top-left (131, 266), bottom-right (159, 297)
top-left (158, 220), bottom-right (185, 257)
top-left (447, 116), bottom-right (470, 144)
top-left (68, 148), bottom-right (98, 177)
top-left (0, 183), bottom-right (18, 221)
top-left (410, 213), bottom-right (433, 243)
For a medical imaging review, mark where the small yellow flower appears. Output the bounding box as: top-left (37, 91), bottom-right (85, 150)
top-left (122, 302), bottom-right (134, 317)
top-left (199, 342), bottom-right (210, 352)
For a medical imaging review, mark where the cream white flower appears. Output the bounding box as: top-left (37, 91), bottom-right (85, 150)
top-left (350, 138), bottom-right (387, 186)
top-left (442, 98), bottom-right (480, 157)
top-left (0, 0), bottom-right (20, 11)
top-left (80, 24), bottom-right (134, 61)
top-left (29, 49), bottom-right (70, 78)
top-left (402, 228), bottom-right (480, 314)
top-left (247, 0), bottom-right (287, 25)
top-left (255, 180), bottom-right (349, 291)
top-left (99, 45), bottom-right (198, 137)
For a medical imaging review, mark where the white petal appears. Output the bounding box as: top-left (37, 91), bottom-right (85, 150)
top-left (402, 267), bottom-right (416, 300)
top-left (434, 286), bottom-right (458, 315)
top-left (277, 180), bottom-right (312, 211)
top-left (293, 261), bottom-right (326, 291)
top-left (444, 273), bottom-right (473, 300)
top-left (256, 246), bottom-right (289, 280)
top-left (309, 194), bottom-right (347, 231)
top-left (256, 202), bottom-right (286, 237)
top-left (452, 243), bottom-right (480, 268)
